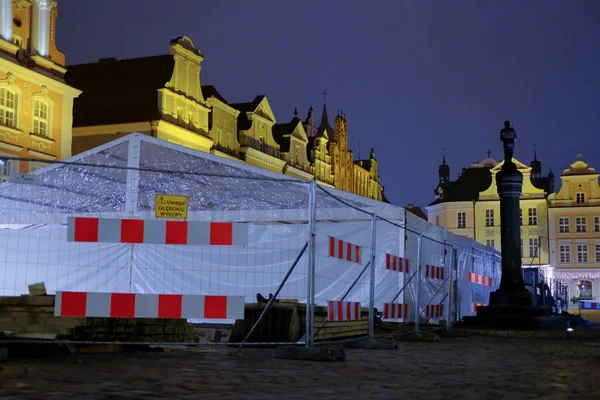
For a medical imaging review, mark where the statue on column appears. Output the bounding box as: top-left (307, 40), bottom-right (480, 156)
top-left (500, 120), bottom-right (517, 171)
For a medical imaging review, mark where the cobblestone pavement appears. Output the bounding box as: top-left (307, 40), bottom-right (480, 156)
top-left (1, 337), bottom-right (600, 399)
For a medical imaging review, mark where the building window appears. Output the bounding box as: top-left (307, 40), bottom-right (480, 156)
top-left (519, 209), bottom-right (522, 226)
top-left (33, 99), bottom-right (50, 138)
top-left (295, 145), bottom-right (300, 166)
top-left (595, 216), bottom-right (600, 233)
top-left (558, 217), bottom-right (570, 233)
top-left (576, 192), bottom-right (585, 204)
top-left (457, 212), bottom-right (466, 229)
top-left (0, 159), bottom-right (14, 181)
top-left (576, 217), bottom-right (587, 233)
top-left (577, 244), bottom-right (588, 263)
top-left (435, 215), bottom-right (440, 226)
top-left (529, 238), bottom-right (539, 258)
top-left (485, 209), bottom-right (494, 227)
top-left (0, 88), bottom-right (16, 128)
top-left (486, 239), bottom-right (495, 249)
top-left (595, 244), bottom-right (600, 263)
top-left (577, 280), bottom-right (593, 300)
top-left (528, 208), bottom-right (537, 225)
top-left (520, 239), bottom-right (523, 257)
top-left (559, 244), bottom-right (571, 264)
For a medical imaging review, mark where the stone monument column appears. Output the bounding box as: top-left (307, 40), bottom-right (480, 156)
top-left (489, 121), bottom-right (532, 306)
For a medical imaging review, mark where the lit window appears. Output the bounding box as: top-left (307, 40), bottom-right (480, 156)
top-left (485, 209), bottom-right (494, 227)
top-left (486, 239), bottom-right (495, 249)
top-left (529, 238), bottom-right (538, 258)
top-left (457, 212), bottom-right (466, 229)
top-left (0, 159), bottom-right (14, 181)
top-left (577, 244), bottom-right (588, 263)
top-left (519, 209), bottom-right (522, 225)
top-left (0, 88), bottom-right (16, 128)
top-left (33, 99), bottom-right (50, 138)
top-left (576, 193), bottom-right (585, 204)
top-left (520, 239), bottom-right (523, 257)
top-left (576, 217), bottom-right (587, 233)
top-left (559, 244), bottom-right (571, 264)
top-left (558, 217), bottom-right (570, 233)
top-left (577, 280), bottom-right (593, 299)
top-left (595, 216), bottom-right (600, 233)
top-left (528, 208), bottom-right (537, 225)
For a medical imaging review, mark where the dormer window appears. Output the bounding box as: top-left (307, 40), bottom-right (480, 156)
top-left (576, 192), bottom-right (585, 204)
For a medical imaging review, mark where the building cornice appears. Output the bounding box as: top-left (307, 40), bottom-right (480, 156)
top-left (0, 57), bottom-right (81, 97)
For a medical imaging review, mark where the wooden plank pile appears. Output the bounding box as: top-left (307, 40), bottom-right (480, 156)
top-left (0, 285), bottom-right (195, 343)
top-left (229, 300), bottom-right (369, 343)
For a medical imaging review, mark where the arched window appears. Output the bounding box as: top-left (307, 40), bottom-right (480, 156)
top-left (33, 99), bottom-right (50, 138)
top-left (31, 86), bottom-right (54, 139)
top-left (576, 280), bottom-right (593, 300)
top-left (0, 87), bottom-right (16, 128)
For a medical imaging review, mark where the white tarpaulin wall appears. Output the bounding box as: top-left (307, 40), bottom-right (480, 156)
top-left (0, 133), bottom-right (499, 330)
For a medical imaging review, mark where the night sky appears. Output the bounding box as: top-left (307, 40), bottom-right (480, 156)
top-left (58, 0), bottom-right (600, 209)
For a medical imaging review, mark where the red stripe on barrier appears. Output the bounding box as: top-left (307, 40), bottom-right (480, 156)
top-left (337, 301), bottom-right (343, 321)
top-left (74, 217), bottom-right (99, 242)
top-left (347, 242), bottom-right (352, 262)
top-left (488, 277), bottom-right (493, 287)
top-left (355, 302), bottom-right (359, 319)
top-left (110, 293), bottom-right (136, 318)
top-left (355, 245), bottom-right (360, 264)
top-left (166, 221), bottom-right (188, 245)
top-left (384, 303), bottom-right (389, 319)
top-left (328, 301), bottom-right (334, 320)
top-left (210, 222), bottom-right (233, 246)
top-left (391, 303), bottom-right (396, 319)
top-left (338, 240), bottom-right (344, 260)
top-left (386, 253), bottom-right (391, 270)
top-left (329, 237), bottom-right (335, 257)
top-left (158, 294), bottom-right (182, 318)
top-left (346, 302), bottom-right (351, 320)
top-left (204, 295), bottom-right (227, 319)
top-left (468, 272), bottom-right (473, 282)
top-left (121, 219), bottom-right (144, 243)
top-left (441, 267), bottom-right (444, 280)
top-left (61, 291), bottom-right (87, 317)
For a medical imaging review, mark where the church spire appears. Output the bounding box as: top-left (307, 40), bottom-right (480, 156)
top-left (530, 143), bottom-right (541, 177)
top-left (316, 89), bottom-right (334, 138)
top-left (439, 148), bottom-right (450, 184)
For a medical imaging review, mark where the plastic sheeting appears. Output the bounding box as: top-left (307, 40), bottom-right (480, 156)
top-left (0, 133), bottom-right (501, 330)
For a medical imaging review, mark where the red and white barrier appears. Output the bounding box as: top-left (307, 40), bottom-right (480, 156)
top-left (386, 254), bottom-right (409, 272)
top-left (328, 236), bottom-right (361, 264)
top-left (67, 217), bottom-right (248, 246)
top-left (424, 304), bottom-right (444, 318)
top-left (327, 301), bottom-right (361, 321)
top-left (468, 272), bottom-right (493, 287)
top-left (473, 302), bottom-right (486, 312)
top-left (425, 264), bottom-right (444, 280)
top-left (55, 291), bottom-right (245, 320)
top-left (383, 303), bottom-right (409, 319)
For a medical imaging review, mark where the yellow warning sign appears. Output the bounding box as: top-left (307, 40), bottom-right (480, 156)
top-left (155, 194), bottom-right (188, 219)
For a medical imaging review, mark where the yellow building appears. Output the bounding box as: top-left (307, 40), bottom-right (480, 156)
top-left (0, 0), bottom-right (80, 179)
top-left (548, 154), bottom-right (600, 301)
top-left (66, 37), bottom-right (386, 202)
top-left (426, 153), bottom-right (554, 268)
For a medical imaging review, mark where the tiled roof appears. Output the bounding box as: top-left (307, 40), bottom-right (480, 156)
top-left (65, 55), bottom-right (175, 127)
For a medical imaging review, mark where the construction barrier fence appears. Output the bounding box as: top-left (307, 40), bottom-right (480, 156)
top-left (0, 133), bottom-right (502, 347)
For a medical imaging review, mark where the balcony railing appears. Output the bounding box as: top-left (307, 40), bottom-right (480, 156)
top-left (240, 135), bottom-right (280, 158)
top-left (212, 143), bottom-right (238, 158)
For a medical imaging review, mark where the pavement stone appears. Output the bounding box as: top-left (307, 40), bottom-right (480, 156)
top-left (0, 336), bottom-right (599, 398)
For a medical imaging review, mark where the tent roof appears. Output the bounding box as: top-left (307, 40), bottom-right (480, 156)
top-left (0, 133), bottom-right (406, 223)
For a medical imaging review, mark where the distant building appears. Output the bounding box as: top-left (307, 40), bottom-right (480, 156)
top-left (66, 36), bottom-right (386, 201)
top-left (426, 151), bottom-right (554, 269)
top-left (548, 154), bottom-right (600, 301)
top-left (0, 0), bottom-right (81, 180)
